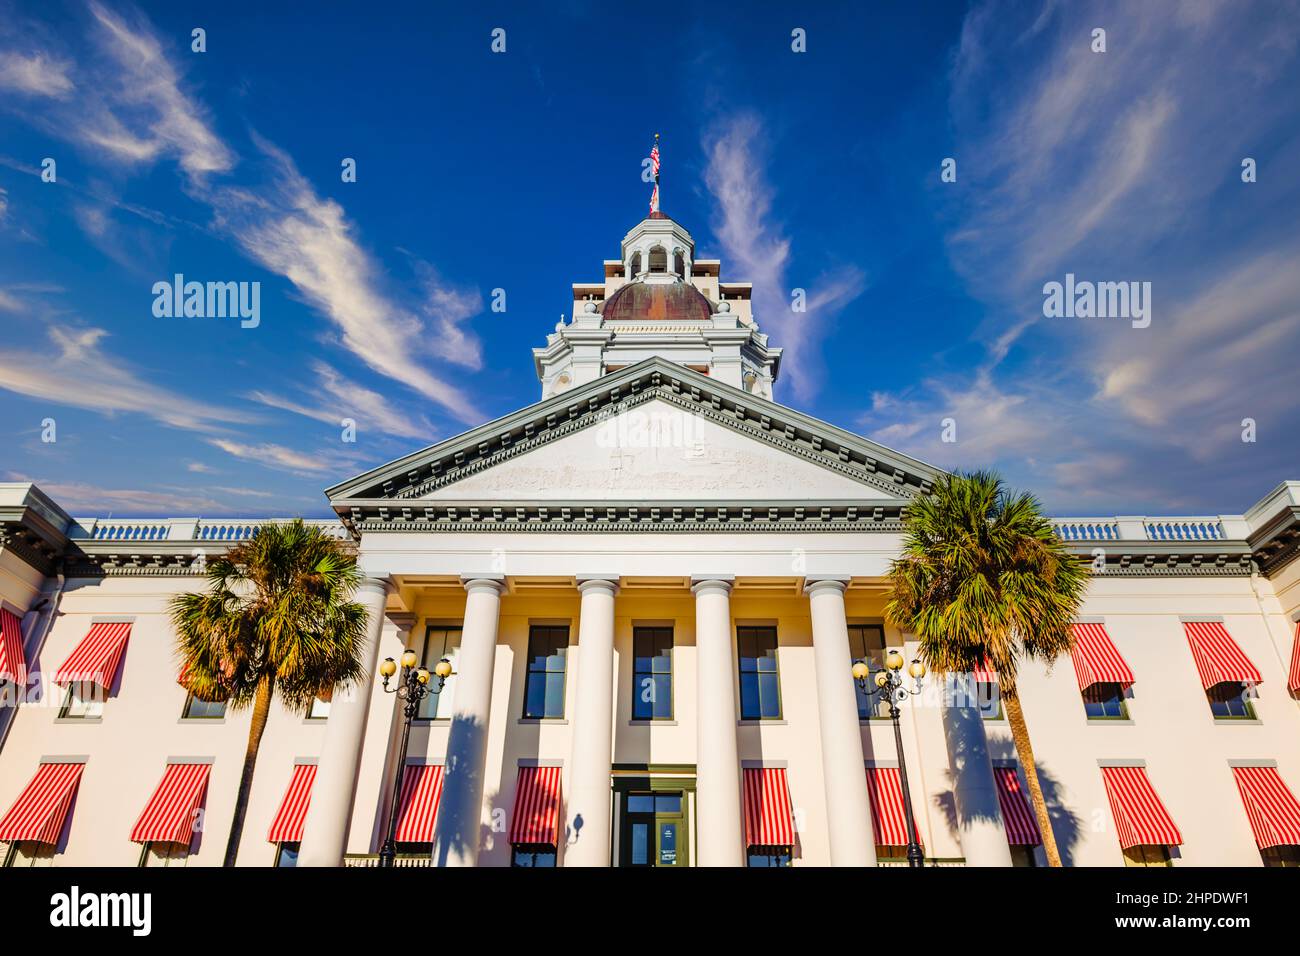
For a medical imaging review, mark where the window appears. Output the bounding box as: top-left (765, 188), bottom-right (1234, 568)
top-left (673, 250), bottom-right (685, 276)
top-left (648, 246), bottom-right (667, 273)
top-left (275, 842), bottom-right (300, 868)
top-left (847, 623), bottom-right (887, 719)
top-left (182, 692), bottom-right (226, 720)
top-left (417, 625), bottom-right (462, 719)
top-left (1207, 682), bottom-right (1255, 719)
top-left (59, 682), bottom-right (103, 720)
top-left (977, 681), bottom-right (1002, 720)
top-left (632, 626), bottom-right (673, 720)
top-left (307, 697), bottom-right (331, 720)
top-left (1009, 845), bottom-right (1038, 867)
top-left (628, 252), bottom-right (641, 276)
top-left (747, 846), bottom-right (792, 867)
top-left (1086, 686), bottom-right (1128, 723)
top-left (139, 842), bottom-right (189, 867)
top-left (737, 626), bottom-right (781, 720)
top-left (511, 844), bottom-right (557, 867)
top-left (1261, 846), bottom-right (1300, 867)
top-left (1123, 845), bottom-right (1173, 867)
top-left (1082, 683), bottom-right (1128, 719)
top-left (3, 841), bottom-right (55, 867)
top-left (523, 625), bottom-right (569, 719)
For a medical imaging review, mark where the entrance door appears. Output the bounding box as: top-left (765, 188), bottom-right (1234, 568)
top-left (621, 792), bottom-right (687, 867)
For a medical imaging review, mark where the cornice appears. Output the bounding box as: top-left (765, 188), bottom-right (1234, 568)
top-left (341, 499), bottom-right (909, 535)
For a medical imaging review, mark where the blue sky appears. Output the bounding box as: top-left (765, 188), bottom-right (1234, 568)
top-left (1, 0), bottom-right (1297, 518)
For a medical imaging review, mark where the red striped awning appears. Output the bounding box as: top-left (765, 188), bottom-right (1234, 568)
top-left (865, 767), bottom-right (921, 848)
top-left (1071, 623), bottom-right (1135, 690)
top-left (0, 761), bottom-right (85, 845)
top-left (507, 766), bottom-right (563, 846)
top-left (0, 608), bottom-right (26, 687)
top-left (130, 762), bottom-right (211, 845)
top-left (54, 621), bottom-right (132, 689)
top-left (972, 659), bottom-right (997, 683)
top-left (1232, 766), bottom-right (1300, 850)
top-left (743, 767), bottom-right (796, 846)
top-left (1183, 621), bottom-right (1261, 689)
top-left (266, 763), bottom-right (317, 844)
top-left (393, 764), bottom-right (444, 844)
top-left (1100, 766), bottom-right (1182, 849)
top-left (1288, 622), bottom-right (1300, 694)
top-left (993, 767), bottom-right (1041, 846)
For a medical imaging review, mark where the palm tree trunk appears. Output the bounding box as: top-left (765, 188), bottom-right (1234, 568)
top-left (224, 673), bottom-right (273, 867)
top-left (1002, 688), bottom-right (1062, 867)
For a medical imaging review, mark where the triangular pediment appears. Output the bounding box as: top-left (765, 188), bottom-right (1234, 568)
top-left (415, 396), bottom-right (884, 501)
top-left (326, 358), bottom-right (942, 519)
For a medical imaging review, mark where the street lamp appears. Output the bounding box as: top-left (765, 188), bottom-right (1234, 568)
top-left (853, 651), bottom-right (927, 868)
top-left (376, 651), bottom-right (453, 867)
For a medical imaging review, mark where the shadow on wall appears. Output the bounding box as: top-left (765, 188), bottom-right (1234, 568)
top-left (935, 719), bottom-right (1083, 866)
top-left (432, 714), bottom-right (486, 867)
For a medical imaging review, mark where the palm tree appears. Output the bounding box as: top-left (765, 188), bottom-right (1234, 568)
top-left (170, 519), bottom-right (368, 867)
top-left (885, 470), bottom-right (1086, 867)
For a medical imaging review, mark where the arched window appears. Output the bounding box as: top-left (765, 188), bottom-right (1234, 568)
top-left (629, 252), bottom-right (641, 277)
top-left (649, 246), bottom-right (667, 273)
top-left (673, 250), bottom-right (685, 277)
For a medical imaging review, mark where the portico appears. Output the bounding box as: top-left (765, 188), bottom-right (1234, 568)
top-left (294, 568), bottom-right (1007, 868)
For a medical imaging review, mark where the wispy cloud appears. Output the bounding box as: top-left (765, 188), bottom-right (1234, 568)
top-left (0, 2), bottom-right (485, 427)
top-left (0, 326), bottom-right (255, 431)
top-left (0, 51), bottom-right (73, 97)
top-left (247, 360), bottom-right (437, 442)
top-left (703, 113), bottom-right (865, 401)
top-left (211, 138), bottom-right (484, 424)
top-left (205, 437), bottom-right (357, 477)
top-left (84, 0), bottom-right (233, 181)
top-left (862, 0), bottom-right (1300, 511)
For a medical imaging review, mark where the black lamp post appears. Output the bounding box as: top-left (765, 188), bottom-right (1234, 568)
top-left (853, 650), bottom-right (926, 868)
top-left (376, 649), bottom-right (452, 868)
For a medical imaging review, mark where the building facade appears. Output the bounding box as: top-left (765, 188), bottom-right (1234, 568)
top-left (2, 212), bottom-right (1300, 868)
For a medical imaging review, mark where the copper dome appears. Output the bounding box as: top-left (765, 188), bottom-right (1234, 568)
top-left (602, 281), bottom-right (714, 322)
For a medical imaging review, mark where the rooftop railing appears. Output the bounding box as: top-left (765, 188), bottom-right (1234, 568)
top-left (1050, 515), bottom-right (1237, 542)
top-left (71, 517), bottom-right (348, 543)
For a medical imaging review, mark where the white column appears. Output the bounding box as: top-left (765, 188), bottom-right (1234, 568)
top-left (942, 672), bottom-right (1014, 866)
top-left (804, 577), bottom-right (877, 866)
top-left (564, 576), bottom-right (619, 866)
top-left (432, 575), bottom-right (504, 867)
top-left (691, 576), bottom-right (744, 867)
top-left (299, 576), bottom-right (392, 867)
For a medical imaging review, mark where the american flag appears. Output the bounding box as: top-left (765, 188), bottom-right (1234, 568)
top-left (649, 135), bottom-right (660, 213)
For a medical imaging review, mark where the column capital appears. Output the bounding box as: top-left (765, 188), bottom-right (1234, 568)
top-left (576, 575), bottom-right (620, 596)
top-left (460, 574), bottom-right (506, 595)
top-left (803, 575), bottom-right (851, 596)
top-left (690, 574), bottom-right (734, 595)
top-left (358, 576), bottom-right (395, 598)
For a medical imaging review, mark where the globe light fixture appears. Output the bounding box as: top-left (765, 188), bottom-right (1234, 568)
top-left (852, 651), bottom-right (926, 867)
top-left (377, 650), bottom-right (452, 867)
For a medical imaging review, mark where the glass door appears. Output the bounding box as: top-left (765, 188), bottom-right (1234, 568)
top-left (621, 792), bottom-right (687, 867)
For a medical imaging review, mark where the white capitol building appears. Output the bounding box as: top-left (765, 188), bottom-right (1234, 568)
top-left (1, 210), bottom-right (1298, 868)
